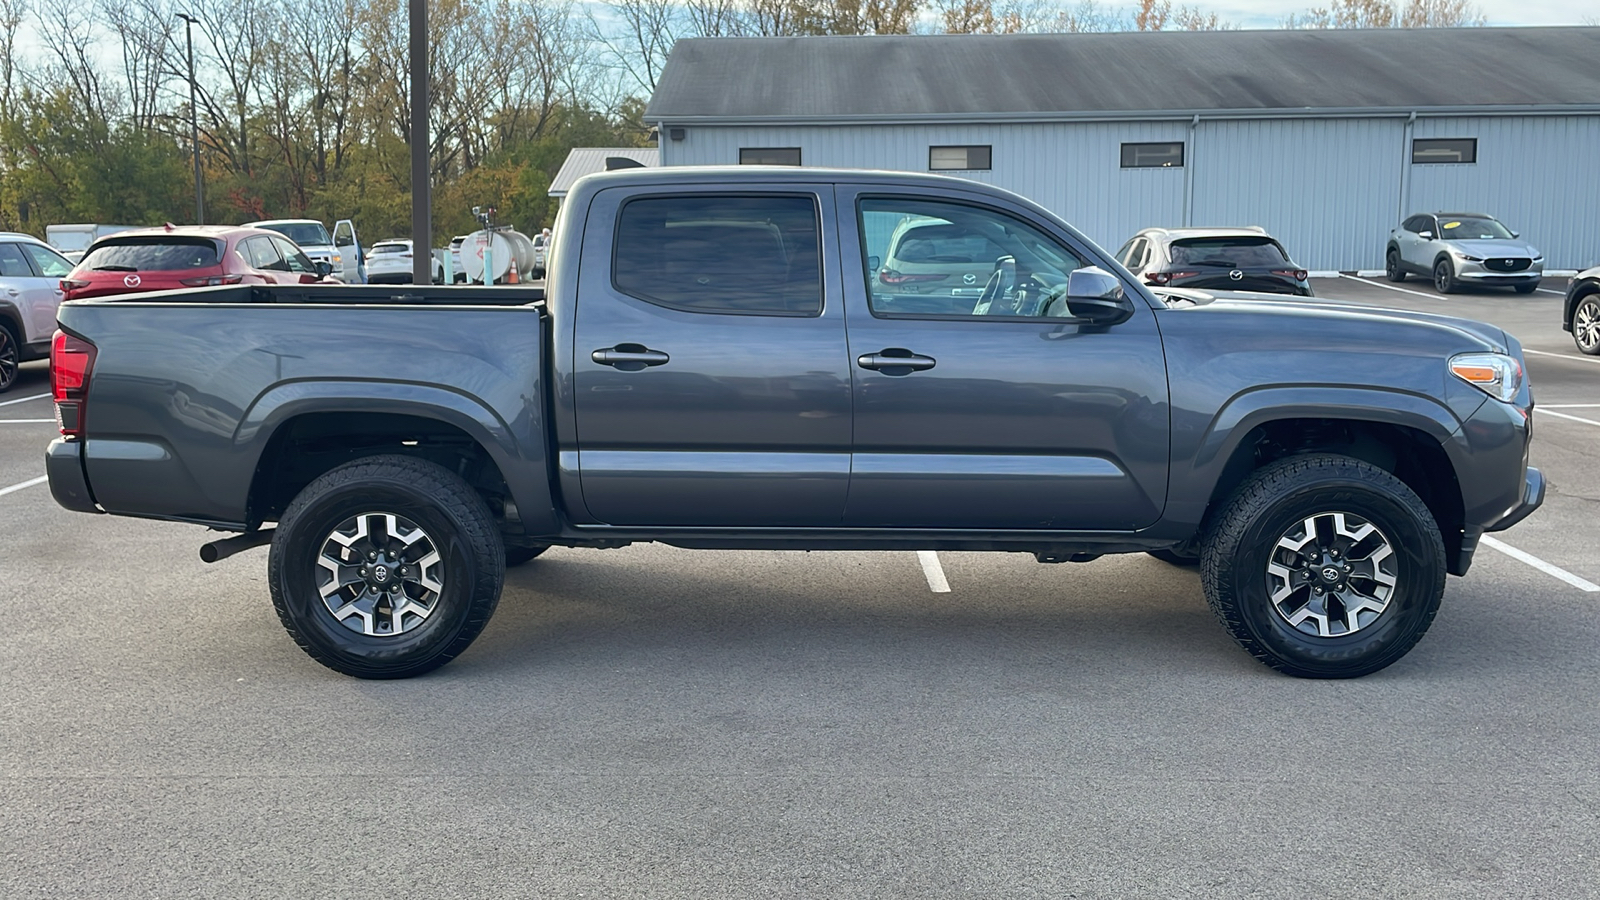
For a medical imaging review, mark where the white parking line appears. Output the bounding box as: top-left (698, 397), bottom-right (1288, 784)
top-left (1338, 275), bottom-right (1441, 300)
top-left (1541, 404), bottom-right (1600, 408)
top-left (1525, 348), bottom-right (1600, 366)
top-left (1535, 409), bottom-right (1600, 428)
top-left (0, 475), bottom-right (48, 497)
top-left (1480, 536), bottom-right (1600, 593)
top-left (0, 419), bottom-right (54, 424)
top-left (1535, 289), bottom-right (1565, 295)
top-left (0, 392), bottom-right (50, 408)
top-left (916, 551), bottom-right (951, 593)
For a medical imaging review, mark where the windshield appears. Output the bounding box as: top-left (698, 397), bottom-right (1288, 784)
top-left (257, 222), bottom-right (331, 247)
top-left (1437, 217), bottom-right (1514, 240)
top-left (49, 231), bottom-right (94, 252)
top-left (81, 238), bottom-right (221, 271)
top-left (1169, 236), bottom-right (1289, 267)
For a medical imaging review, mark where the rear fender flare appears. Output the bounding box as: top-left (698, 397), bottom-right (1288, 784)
top-left (235, 379), bottom-right (556, 533)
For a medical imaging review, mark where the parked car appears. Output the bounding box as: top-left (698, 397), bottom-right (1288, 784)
top-left (61, 225), bottom-right (336, 302)
top-left (0, 233), bottom-right (73, 391)
top-left (246, 218), bottom-right (364, 284)
top-left (872, 215), bottom-right (1011, 314)
top-left (449, 235), bottom-right (469, 282)
top-left (1385, 213), bottom-right (1543, 294)
top-left (1114, 227), bottom-right (1312, 296)
top-left (47, 167), bottom-right (1542, 683)
top-left (365, 239), bottom-right (445, 285)
top-left (1564, 266), bottom-right (1600, 355)
top-left (44, 223), bottom-right (140, 264)
top-left (531, 232), bottom-right (548, 278)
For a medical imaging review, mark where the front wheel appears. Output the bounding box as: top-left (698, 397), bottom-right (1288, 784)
top-left (269, 455), bottom-right (505, 679)
top-left (1200, 455), bottom-right (1445, 679)
top-left (0, 323), bottom-right (18, 392)
top-left (1575, 296), bottom-right (1600, 356)
top-left (1385, 250), bottom-right (1406, 283)
top-left (1433, 259), bottom-right (1458, 294)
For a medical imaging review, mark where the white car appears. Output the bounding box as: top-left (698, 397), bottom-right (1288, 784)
top-left (246, 218), bottom-right (365, 284)
top-left (365, 239), bottom-right (445, 285)
top-left (449, 235), bottom-right (469, 283)
top-left (0, 233), bottom-right (73, 391)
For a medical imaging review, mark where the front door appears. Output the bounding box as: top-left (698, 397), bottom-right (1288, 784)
top-left (571, 185), bottom-right (852, 526)
top-left (838, 189), bottom-right (1170, 531)
top-left (333, 220), bottom-right (360, 283)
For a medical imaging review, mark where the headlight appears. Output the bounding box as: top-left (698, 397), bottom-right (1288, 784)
top-left (1450, 352), bottom-right (1523, 403)
top-left (1450, 248), bottom-right (1483, 262)
top-left (332, 254), bottom-right (343, 264)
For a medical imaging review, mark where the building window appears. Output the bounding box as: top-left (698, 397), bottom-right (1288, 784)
top-left (740, 147), bottom-right (802, 166)
top-left (613, 194), bottom-right (822, 317)
top-left (928, 145), bottom-right (992, 171)
top-left (1120, 142), bottom-right (1184, 168)
top-left (1412, 138), bottom-right (1476, 164)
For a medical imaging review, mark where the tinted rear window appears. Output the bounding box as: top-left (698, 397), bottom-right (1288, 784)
top-left (81, 238), bottom-right (221, 271)
top-left (1169, 237), bottom-right (1288, 267)
top-left (370, 243), bottom-right (409, 255)
top-left (613, 195), bottom-right (822, 316)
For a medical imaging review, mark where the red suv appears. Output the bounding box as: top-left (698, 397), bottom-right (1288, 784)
top-left (61, 225), bottom-right (336, 301)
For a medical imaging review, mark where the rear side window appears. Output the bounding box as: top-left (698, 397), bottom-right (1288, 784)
top-left (613, 195), bottom-right (822, 316)
top-left (0, 243), bottom-right (32, 277)
top-left (1168, 236), bottom-right (1289, 267)
top-left (82, 238), bottom-right (220, 271)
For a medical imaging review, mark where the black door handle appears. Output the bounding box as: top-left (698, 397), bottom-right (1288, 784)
top-left (592, 344), bottom-right (670, 371)
top-left (857, 348), bottom-right (936, 375)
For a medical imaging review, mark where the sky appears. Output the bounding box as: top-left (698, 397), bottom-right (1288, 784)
top-left (1209, 0), bottom-right (1595, 28)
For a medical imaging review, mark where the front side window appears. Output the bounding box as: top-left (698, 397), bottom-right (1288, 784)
top-left (1412, 138), bottom-right (1476, 164)
top-left (860, 197), bottom-right (1088, 319)
top-left (1121, 142), bottom-right (1184, 168)
top-left (613, 194), bottom-right (822, 316)
top-left (20, 242), bottom-right (72, 277)
top-left (929, 145), bottom-right (992, 171)
top-left (739, 148), bottom-right (802, 166)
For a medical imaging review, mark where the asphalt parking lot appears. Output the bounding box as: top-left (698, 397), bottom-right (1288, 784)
top-left (3, 278), bottom-right (1597, 898)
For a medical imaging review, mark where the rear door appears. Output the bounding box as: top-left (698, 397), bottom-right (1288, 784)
top-left (16, 242), bottom-right (72, 342)
top-left (838, 187), bottom-right (1170, 531)
top-left (571, 184), bottom-right (852, 526)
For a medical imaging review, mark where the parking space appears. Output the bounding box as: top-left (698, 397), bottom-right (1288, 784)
top-left (3, 285), bottom-right (1599, 897)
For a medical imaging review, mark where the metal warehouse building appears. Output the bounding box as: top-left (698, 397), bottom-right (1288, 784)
top-left (644, 27), bottom-right (1600, 271)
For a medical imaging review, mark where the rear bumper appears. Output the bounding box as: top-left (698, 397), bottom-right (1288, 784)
top-left (45, 438), bottom-right (101, 513)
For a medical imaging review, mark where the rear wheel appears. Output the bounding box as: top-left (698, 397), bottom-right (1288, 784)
top-left (1433, 259), bottom-right (1458, 294)
top-left (269, 455), bottom-right (504, 679)
top-left (0, 322), bottom-right (18, 392)
top-left (1574, 296), bottom-right (1600, 356)
top-left (1385, 249), bottom-right (1406, 283)
top-left (1201, 455), bottom-right (1445, 679)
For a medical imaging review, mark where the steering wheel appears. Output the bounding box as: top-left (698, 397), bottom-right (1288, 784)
top-left (975, 256), bottom-right (1018, 315)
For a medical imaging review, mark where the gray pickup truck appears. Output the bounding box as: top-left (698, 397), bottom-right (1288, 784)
top-left (46, 167), bottom-right (1543, 680)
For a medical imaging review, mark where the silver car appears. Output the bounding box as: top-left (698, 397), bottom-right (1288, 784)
top-left (1385, 212), bottom-right (1543, 294)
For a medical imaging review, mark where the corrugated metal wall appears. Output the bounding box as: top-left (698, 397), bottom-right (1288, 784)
top-left (660, 116), bottom-right (1597, 271)
top-left (1409, 116), bottom-right (1600, 271)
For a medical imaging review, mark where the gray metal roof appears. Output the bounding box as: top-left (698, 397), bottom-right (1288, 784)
top-left (548, 147), bottom-right (659, 197)
top-left (646, 27), bottom-right (1600, 122)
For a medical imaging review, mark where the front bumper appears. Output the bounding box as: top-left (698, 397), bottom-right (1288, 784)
top-left (1454, 257), bottom-right (1543, 283)
top-left (1485, 466), bottom-right (1545, 533)
top-left (45, 438), bottom-right (101, 513)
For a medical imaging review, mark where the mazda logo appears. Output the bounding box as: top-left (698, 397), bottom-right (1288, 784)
top-left (1228, 269), bottom-right (1244, 281)
top-left (123, 274), bottom-right (141, 288)
top-left (963, 273), bottom-right (977, 285)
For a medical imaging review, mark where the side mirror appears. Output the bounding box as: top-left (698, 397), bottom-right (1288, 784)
top-left (866, 255), bottom-right (881, 272)
top-left (1511, 231), bottom-right (1520, 239)
top-left (314, 261), bottom-right (334, 277)
top-left (1418, 231), bottom-right (1434, 240)
top-left (1064, 267), bottom-right (1134, 325)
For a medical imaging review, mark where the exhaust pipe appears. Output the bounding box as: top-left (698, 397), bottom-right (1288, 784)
top-left (200, 529), bottom-right (275, 563)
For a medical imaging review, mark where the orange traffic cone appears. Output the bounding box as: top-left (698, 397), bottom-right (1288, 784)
top-left (508, 257), bottom-right (519, 284)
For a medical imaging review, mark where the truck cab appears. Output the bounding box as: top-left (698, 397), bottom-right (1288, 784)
top-left (246, 218), bottom-right (364, 284)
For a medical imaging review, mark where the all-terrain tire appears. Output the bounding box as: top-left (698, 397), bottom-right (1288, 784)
top-left (269, 455), bottom-right (505, 679)
top-left (1200, 454), bottom-right (1445, 679)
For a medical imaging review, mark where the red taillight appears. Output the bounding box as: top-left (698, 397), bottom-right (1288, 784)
top-left (179, 274), bottom-right (244, 287)
top-left (51, 331), bottom-right (97, 440)
top-left (60, 278), bottom-right (90, 292)
top-left (878, 269), bottom-right (949, 285)
top-left (1273, 269), bottom-right (1310, 281)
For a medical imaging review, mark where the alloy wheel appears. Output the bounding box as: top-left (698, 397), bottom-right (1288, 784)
top-left (1576, 298), bottom-right (1600, 354)
top-left (1265, 511), bottom-right (1398, 638)
top-left (0, 328), bottom-right (16, 390)
top-left (315, 511), bottom-right (445, 637)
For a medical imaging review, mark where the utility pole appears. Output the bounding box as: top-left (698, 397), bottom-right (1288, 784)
top-left (409, 0), bottom-right (430, 285)
top-left (176, 13), bottom-right (203, 225)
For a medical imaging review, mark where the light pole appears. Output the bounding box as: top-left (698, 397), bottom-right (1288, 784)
top-left (409, 0), bottom-right (430, 284)
top-left (176, 13), bottom-right (203, 225)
